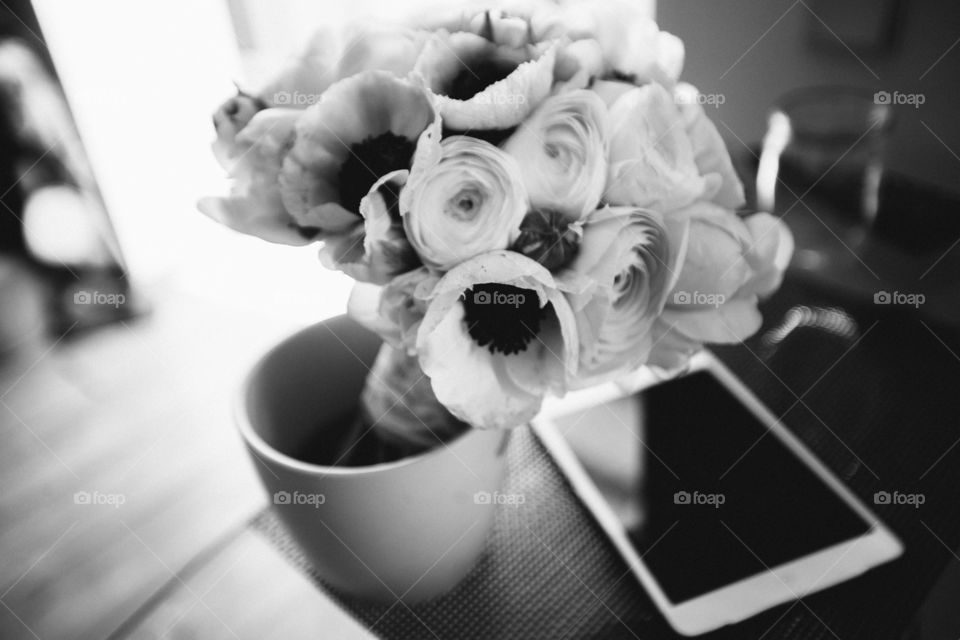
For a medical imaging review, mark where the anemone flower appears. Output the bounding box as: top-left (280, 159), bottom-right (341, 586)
top-left (416, 250), bottom-right (577, 429)
top-left (414, 30), bottom-right (556, 130)
top-left (279, 70), bottom-right (440, 236)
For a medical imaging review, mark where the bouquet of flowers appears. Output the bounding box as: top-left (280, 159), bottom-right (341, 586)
top-left (201, 0), bottom-right (793, 461)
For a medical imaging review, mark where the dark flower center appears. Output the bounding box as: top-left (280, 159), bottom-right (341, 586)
top-left (292, 224), bottom-right (322, 240)
top-left (510, 209), bottom-right (581, 271)
top-left (338, 131), bottom-right (415, 213)
top-left (461, 283), bottom-right (548, 355)
top-left (605, 70), bottom-right (637, 83)
top-left (446, 58), bottom-right (518, 101)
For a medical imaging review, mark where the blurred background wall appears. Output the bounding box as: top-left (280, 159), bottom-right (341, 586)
top-left (659, 0), bottom-right (960, 194)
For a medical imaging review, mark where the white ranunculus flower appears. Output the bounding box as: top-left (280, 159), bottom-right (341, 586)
top-left (503, 90), bottom-right (609, 222)
top-left (401, 136), bottom-right (528, 271)
top-left (605, 83), bottom-right (722, 213)
top-left (558, 206), bottom-right (685, 387)
top-left (416, 250), bottom-right (578, 429)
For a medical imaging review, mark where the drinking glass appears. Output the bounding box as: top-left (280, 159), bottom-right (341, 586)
top-left (757, 86), bottom-right (893, 244)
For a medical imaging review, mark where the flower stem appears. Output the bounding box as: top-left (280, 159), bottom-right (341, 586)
top-left (349, 344), bottom-right (469, 464)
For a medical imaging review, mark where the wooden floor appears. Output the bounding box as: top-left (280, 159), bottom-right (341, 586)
top-left (0, 263), bottom-right (358, 639)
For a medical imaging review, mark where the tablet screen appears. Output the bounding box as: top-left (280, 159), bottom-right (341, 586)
top-left (553, 370), bottom-right (872, 604)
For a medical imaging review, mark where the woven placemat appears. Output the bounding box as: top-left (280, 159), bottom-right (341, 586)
top-left (252, 277), bottom-right (960, 639)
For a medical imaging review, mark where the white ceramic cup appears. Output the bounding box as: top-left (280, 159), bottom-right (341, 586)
top-left (236, 315), bottom-right (509, 603)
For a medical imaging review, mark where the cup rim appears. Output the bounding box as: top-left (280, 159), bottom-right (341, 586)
top-left (234, 320), bottom-right (476, 477)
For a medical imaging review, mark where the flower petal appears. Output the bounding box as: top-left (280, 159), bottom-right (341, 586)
top-left (321, 170), bottom-right (420, 284)
top-left (197, 195), bottom-right (315, 246)
top-left (663, 296), bottom-right (762, 344)
top-left (401, 137), bottom-right (527, 271)
top-left (503, 287), bottom-right (578, 394)
top-left (675, 82), bottom-right (746, 210)
top-left (336, 23), bottom-right (429, 79)
top-left (415, 250), bottom-right (578, 428)
top-left (257, 28), bottom-right (339, 107)
top-left (739, 212), bottom-right (794, 298)
top-left (280, 70), bottom-right (438, 228)
top-left (503, 90), bottom-right (608, 221)
top-left (418, 302), bottom-right (544, 429)
top-left (606, 84), bottom-right (719, 212)
top-left (559, 206), bottom-right (675, 387)
top-left (427, 249), bottom-right (556, 302)
top-left (415, 31), bottom-right (556, 129)
top-left (201, 108), bottom-right (317, 246)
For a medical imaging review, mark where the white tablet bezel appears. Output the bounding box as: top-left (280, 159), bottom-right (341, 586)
top-left (532, 352), bottom-right (903, 636)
